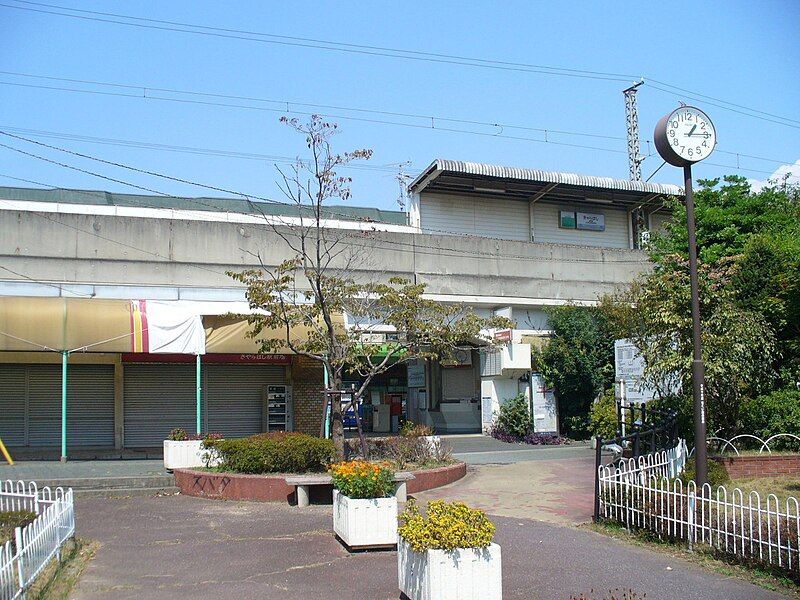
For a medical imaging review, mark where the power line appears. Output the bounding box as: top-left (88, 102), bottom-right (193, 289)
top-left (3, 0), bottom-right (797, 129)
top-left (0, 1), bottom-right (631, 83)
top-left (0, 263), bottom-right (94, 297)
top-left (0, 72), bottom-right (628, 142)
top-left (1, 72), bottom-right (795, 168)
top-left (0, 125), bottom-right (410, 175)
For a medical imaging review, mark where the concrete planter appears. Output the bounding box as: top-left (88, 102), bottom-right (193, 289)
top-left (332, 489), bottom-right (398, 549)
top-left (397, 539), bottom-right (502, 600)
top-left (163, 439), bottom-right (218, 471)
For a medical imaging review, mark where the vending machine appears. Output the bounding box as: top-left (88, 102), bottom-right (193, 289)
top-left (264, 385), bottom-right (293, 432)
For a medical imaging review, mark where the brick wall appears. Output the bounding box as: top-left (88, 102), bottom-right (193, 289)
top-left (712, 454), bottom-right (800, 479)
top-left (291, 355), bottom-right (325, 436)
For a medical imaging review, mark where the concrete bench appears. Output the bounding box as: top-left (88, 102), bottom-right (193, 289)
top-left (285, 471), bottom-right (415, 507)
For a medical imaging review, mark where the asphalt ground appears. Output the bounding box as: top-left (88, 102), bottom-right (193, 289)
top-left (71, 494), bottom-right (783, 600)
top-left (444, 434), bottom-right (598, 465)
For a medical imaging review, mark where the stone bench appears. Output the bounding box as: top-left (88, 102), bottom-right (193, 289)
top-left (285, 471), bottom-right (415, 507)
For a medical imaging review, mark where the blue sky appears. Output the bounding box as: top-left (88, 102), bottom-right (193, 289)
top-left (2, 0), bottom-right (799, 210)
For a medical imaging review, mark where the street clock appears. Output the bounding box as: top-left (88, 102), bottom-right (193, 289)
top-left (654, 106), bottom-right (717, 167)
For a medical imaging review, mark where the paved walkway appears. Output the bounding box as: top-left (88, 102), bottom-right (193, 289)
top-left (0, 460), bottom-right (167, 482)
top-left (415, 457), bottom-right (597, 525)
top-left (71, 494), bottom-right (783, 600)
top-left (445, 434), bottom-right (597, 465)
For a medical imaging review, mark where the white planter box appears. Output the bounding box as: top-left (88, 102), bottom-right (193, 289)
top-left (398, 539), bottom-right (502, 600)
top-left (163, 439), bottom-right (219, 470)
top-left (333, 489), bottom-right (398, 549)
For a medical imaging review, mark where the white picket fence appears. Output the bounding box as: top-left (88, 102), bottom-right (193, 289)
top-left (598, 440), bottom-right (800, 573)
top-left (0, 481), bottom-right (75, 599)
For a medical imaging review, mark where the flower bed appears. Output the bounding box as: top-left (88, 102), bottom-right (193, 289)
top-left (173, 461), bottom-right (466, 503)
top-left (488, 425), bottom-right (567, 446)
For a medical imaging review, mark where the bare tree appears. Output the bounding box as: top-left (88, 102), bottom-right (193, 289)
top-left (230, 116), bottom-right (511, 459)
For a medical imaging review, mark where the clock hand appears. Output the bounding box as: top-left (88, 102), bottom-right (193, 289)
top-left (687, 125), bottom-right (697, 136)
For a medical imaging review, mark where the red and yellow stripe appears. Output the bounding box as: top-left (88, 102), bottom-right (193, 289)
top-left (129, 300), bottom-right (150, 352)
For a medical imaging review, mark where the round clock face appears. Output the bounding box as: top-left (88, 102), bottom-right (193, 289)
top-left (654, 106), bottom-right (717, 166)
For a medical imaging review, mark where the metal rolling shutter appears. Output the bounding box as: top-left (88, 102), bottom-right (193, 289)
top-left (27, 366), bottom-right (60, 446)
top-left (124, 364), bottom-right (196, 447)
top-left (28, 364), bottom-right (114, 447)
top-left (206, 364), bottom-right (285, 438)
top-left (0, 365), bottom-right (27, 446)
top-left (67, 365), bottom-right (115, 446)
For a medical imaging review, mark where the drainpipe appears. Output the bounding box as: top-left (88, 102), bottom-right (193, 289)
top-left (61, 351), bottom-right (68, 462)
top-left (196, 354), bottom-right (202, 435)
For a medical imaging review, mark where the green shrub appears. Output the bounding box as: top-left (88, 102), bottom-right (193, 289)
top-left (740, 388), bottom-right (800, 451)
top-left (207, 432), bottom-right (335, 474)
top-left (679, 457), bottom-right (730, 488)
top-left (495, 393), bottom-right (532, 438)
top-left (398, 499), bottom-right (495, 552)
top-left (589, 388), bottom-right (618, 441)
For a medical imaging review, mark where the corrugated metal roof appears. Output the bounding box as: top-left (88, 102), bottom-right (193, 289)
top-left (0, 186), bottom-right (408, 225)
top-left (410, 159), bottom-right (683, 196)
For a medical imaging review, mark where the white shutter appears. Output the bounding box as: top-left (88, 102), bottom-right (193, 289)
top-left (420, 193), bottom-right (529, 241)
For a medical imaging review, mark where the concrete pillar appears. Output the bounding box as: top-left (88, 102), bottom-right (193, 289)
top-left (114, 358), bottom-right (124, 449)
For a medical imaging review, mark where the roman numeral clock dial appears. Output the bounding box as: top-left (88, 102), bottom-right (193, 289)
top-left (654, 106), bottom-right (717, 166)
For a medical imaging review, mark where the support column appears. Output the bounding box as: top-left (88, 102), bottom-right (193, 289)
top-left (61, 351), bottom-right (68, 462)
top-left (114, 359), bottom-right (124, 449)
top-left (196, 354), bottom-right (202, 435)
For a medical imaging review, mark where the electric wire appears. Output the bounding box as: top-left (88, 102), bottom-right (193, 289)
top-left (3, 0), bottom-right (797, 129)
top-left (1, 72), bottom-right (795, 168)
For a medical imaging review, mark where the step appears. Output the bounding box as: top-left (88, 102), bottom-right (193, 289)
top-left (73, 486), bottom-right (181, 499)
top-left (34, 475), bottom-right (176, 491)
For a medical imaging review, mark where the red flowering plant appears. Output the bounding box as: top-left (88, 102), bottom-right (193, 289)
top-left (329, 460), bottom-right (394, 499)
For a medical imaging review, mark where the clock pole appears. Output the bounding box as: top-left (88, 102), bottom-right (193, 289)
top-left (684, 163), bottom-right (709, 488)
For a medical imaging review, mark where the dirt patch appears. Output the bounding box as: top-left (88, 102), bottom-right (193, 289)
top-left (30, 538), bottom-right (99, 600)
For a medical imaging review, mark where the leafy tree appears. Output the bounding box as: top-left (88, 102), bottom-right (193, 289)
top-left (231, 116), bottom-right (510, 458)
top-left (537, 306), bottom-right (614, 437)
top-left (602, 252), bottom-right (777, 437)
top-left (602, 175), bottom-right (798, 437)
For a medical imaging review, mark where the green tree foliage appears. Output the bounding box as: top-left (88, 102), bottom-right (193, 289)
top-left (602, 175), bottom-right (799, 438)
top-left (538, 306), bottom-right (615, 437)
top-left (740, 389), bottom-right (800, 451)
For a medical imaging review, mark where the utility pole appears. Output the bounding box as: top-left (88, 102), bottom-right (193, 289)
top-left (623, 80), bottom-right (645, 182)
top-left (624, 80), bottom-right (646, 249)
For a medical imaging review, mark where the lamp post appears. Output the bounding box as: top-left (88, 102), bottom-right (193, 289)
top-left (654, 106), bottom-right (717, 487)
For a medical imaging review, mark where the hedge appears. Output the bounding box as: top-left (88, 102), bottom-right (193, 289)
top-left (207, 432), bottom-right (335, 474)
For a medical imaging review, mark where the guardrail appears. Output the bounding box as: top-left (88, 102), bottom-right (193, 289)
top-left (0, 481), bottom-right (75, 599)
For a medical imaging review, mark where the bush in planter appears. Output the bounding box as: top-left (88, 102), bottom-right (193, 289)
top-left (206, 432), bottom-right (335, 474)
top-left (399, 421), bottom-right (434, 437)
top-left (330, 460), bottom-right (394, 498)
top-left (398, 499), bottom-right (495, 552)
top-left (344, 435), bottom-right (453, 469)
top-left (168, 427), bottom-right (189, 441)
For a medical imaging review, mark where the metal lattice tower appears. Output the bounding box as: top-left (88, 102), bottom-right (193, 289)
top-left (623, 80), bottom-right (645, 181)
